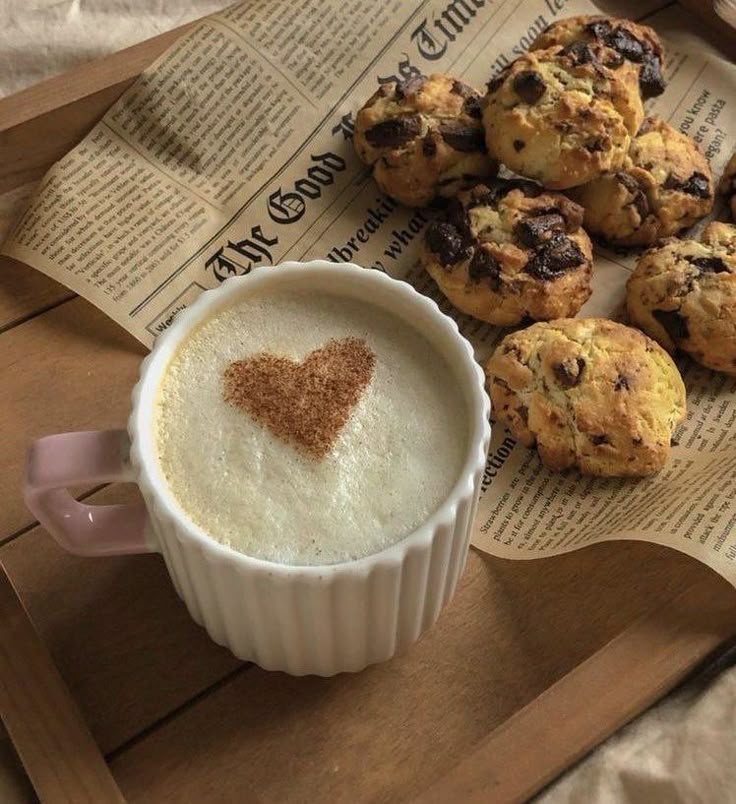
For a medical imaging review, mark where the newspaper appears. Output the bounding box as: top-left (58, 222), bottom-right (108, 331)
top-left (3, 0), bottom-right (736, 583)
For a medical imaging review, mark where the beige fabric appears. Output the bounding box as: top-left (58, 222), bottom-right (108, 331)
top-left (539, 649), bottom-right (736, 803)
top-left (0, 0), bottom-right (227, 98)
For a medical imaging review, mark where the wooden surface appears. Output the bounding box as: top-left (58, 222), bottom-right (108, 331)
top-left (1, 4), bottom-right (736, 803)
top-left (676, 0), bottom-right (736, 47)
top-left (418, 578), bottom-right (736, 803)
top-left (0, 565), bottom-right (124, 803)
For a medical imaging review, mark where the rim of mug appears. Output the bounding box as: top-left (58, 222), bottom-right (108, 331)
top-left (128, 260), bottom-right (491, 578)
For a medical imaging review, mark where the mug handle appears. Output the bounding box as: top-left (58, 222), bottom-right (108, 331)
top-left (24, 430), bottom-right (154, 556)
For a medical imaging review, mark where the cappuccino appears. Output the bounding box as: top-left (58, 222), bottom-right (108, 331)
top-left (154, 288), bottom-right (467, 565)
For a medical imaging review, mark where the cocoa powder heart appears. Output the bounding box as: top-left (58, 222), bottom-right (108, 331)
top-left (223, 337), bottom-right (376, 459)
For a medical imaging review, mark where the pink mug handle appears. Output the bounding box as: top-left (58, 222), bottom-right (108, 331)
top-left (24, 430), bottom-right (153, 556)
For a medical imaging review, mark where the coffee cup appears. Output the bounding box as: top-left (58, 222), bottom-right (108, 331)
top-left (24, 261), bottom-right (490, 676)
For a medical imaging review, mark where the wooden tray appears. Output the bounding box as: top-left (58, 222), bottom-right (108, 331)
top-left (1, 8), bottom-right (736, 803)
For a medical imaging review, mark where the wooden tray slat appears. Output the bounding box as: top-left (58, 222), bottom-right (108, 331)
top-left (0, 255), bottom-right (73, 334)
top-left (0, 566), bottom-right (124, 803)
top-left (107, 546), bottom-right (735, 802)
top-left (418, 578), bottom-right (736, 803)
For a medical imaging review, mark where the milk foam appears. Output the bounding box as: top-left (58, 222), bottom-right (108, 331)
top-left (154, 289), bottom-right (468, 565)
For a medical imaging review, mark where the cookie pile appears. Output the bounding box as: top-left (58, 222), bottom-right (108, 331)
top-left (353, 14), bottom-right (735, 477)
top-left (354, 73), bottom-right (496, 207)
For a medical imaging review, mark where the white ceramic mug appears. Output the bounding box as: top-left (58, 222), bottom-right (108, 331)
top-left (24, 261), bottom-right (491, 676)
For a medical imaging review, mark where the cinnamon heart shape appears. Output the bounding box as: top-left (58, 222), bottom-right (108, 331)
top-left (223, 337), bottom-right (376, 459)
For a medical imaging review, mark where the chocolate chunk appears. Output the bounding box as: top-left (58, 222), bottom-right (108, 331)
top-left (502, 343), bottom-right (522, 360)
top-left (463, 94), bottom-right (483, 119)
top-left (586, 19), bottom-right (665, 96)
top-left (466, 189), bottom-right (498, 209)
top-left (433, 198), bottom-right (475, 256)
top-left (561, 41), bottom-right (596, 65)
top-left (470, 179), bottom-right (543, 209)
top-left (637, 117), bottom-right (657, 136)
top-left (516, 405), bottom-right (529, 425)
top-left (639, 56), bottom-right (666, 98)
top-left (529, 205), bottom-right (562, 219)
top-left (553, 357), bottom-right (586, 389)
top-left (617, 174), bottom-right (650, 219)
top-left (422, 134), bottom-right (437, 157)
top-left (653, 309), bottom-right (689, 343)
top-left (632, 191), bottom-right (649, 220)
top-left (394, 74), bottom-right (426, 99)
top-left (617, 172), bottom-right (640, 194)
top-left (662, 173), bottom-right (683, 191)
top-left (467, 248), bottom-right (501, 287)
top-left (451, 79), bottom-right (473, 97)
top-left (585, 19), bottom-right (613, 40)
top-left (682, 172), bottom-right (712, 199)
top-left (364, 114), bottom-right (422, 148)
top-left (438, 122), bottom-right (486, 152)
top-left (664, 171), bottom-right (711, 199)
top-left (445, 197), bottom-right (472, 238)
top-left (449, 83), bottom-right (483, 118)
top-left (614, 374), bottom-right (630, 391)
top-left (512, 70), bottom-right (546, 104)
top-left (513, 139), bottom-right (526, 152)
top-left (427, 196), bottom-right (451, 211)
top-left (425, 222), bottom-right (468, 266)
top-left (590, 434), bottom-right (610, 446)
top-left (515, 214), bottom-right (566, 247)
top-left (506, 178), bottom-right (543, 197)
top-left (487, 66), bottom-right (511, 94)
top-left (525, 232), bottom-right (586, 280)
top-left (585, 137), bottom-right (607, 152)
top-left (633, 436), bottom-right (643, 446)
top-left (606, 26), bottom-right (645, 62)
top-left (687, 256), bottom-right (730, 273)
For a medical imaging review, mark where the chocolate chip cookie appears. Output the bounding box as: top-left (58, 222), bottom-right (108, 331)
top-left (353, 73), bottom-right (497, 207)
top-left (483, 44), bottom-right (644, 190)
top-left (485, 318), bottom-right (686, 476)
top-left (719, 151), bottom-right (736, 219)
top-left (627, 222), bottom-right (736, 374)
top-left (531, 15), bottom-right (666, 99)
top-left (420, 180), bottom-right (593, 326)
top-left (571, 117), bottom-right (714, 247)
